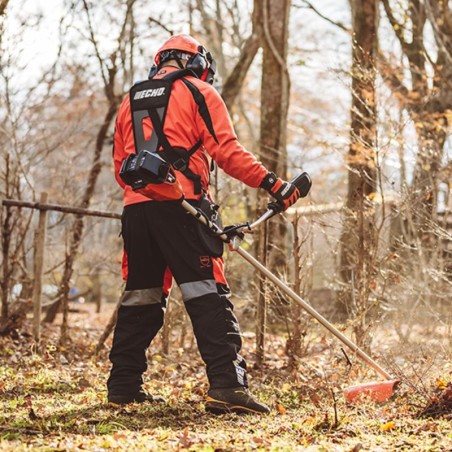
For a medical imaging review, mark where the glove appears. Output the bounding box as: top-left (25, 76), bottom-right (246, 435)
top-left (260, 172), bottom-right (301, 211)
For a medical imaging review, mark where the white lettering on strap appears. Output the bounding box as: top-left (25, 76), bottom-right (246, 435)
top-left (133, 87), bottom-right (166, 100)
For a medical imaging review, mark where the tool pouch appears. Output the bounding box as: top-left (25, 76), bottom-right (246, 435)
top-left (195, 194), bottom-right (224, 258)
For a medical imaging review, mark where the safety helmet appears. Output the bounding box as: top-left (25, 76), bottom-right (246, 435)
top-left (153, 34), bottom-right (216, 84)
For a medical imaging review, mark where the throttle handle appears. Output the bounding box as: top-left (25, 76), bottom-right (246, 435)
top-left (291, 172), bottom-right (312, 198)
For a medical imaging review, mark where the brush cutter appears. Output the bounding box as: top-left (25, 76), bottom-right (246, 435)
top-left (181, 173), bottom-right (399, 403)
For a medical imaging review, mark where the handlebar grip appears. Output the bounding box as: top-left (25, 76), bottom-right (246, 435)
top-left (290, 172), bottom-right (312, 198)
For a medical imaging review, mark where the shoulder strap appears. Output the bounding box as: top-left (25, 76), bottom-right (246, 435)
top-left (181, 78), bottom-right (219, 144)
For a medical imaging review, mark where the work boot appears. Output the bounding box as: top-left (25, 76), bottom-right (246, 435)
top-left (206, 387), bottom-right (270, 415)
top-left (107, 389), bottom-right (166, 406)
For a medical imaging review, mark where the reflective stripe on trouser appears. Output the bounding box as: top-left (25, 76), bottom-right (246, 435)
top-left (179, 279), bottom-right (217, 302)
top-left (120, 287), bottom-right (163, 306)
top-left (108, 201), bottom-right (247, 395)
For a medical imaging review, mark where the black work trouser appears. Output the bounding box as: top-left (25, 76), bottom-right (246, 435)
top-left (107, 201), bottom-right (247, 396)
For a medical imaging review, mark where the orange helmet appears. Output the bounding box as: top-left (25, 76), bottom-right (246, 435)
top-left (152, 34), bottom-right (216, 83)
top-left (154, 34), bottom-right (202, 65)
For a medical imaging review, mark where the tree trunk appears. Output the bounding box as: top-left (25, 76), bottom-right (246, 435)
top-left (254, 0), bottom-right (291, 359)
top-left (339, 0), bottom-right (378, 343)
top-left (259, 0), bottom-right (291, 273)
top-left (411, 123), bottom-right (447, 240)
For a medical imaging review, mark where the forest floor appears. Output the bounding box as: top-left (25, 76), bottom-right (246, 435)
top-left (0, 302), bottom-right (451, 451)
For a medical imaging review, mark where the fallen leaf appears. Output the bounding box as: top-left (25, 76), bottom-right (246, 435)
top-left (179, 428), bottom-right (195, 448)
top-left (309, 390), bottom-right (321, 407)
top-left (113, 433), bottom-right (127, 440)
top-left (29, 407), bottom-right (38, 420)
top-left (380, 421), bottom-right (396, 431)
top-left (436, 378), bottom-right (447, 390)
top-left (253, 437), bottom-right (271, 446)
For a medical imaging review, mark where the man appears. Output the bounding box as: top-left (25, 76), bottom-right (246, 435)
top-left (109, 34), bottom-right (301, 414)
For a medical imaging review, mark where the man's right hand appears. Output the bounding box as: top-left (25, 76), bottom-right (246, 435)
top-left (259, 172), bottom-right (301, 211)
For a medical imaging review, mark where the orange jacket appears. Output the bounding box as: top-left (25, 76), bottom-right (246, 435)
top-left (113, 66), bottom-right (268, 205)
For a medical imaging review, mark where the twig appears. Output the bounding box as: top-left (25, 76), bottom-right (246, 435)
top-left (341, 347), bottom-right (353, 369)
top-left (148, 16), bottom-right (173, 35)
top-left (331, 388), bottom-right (339, 429)
top-left (295, 0), bottom-right (351, 34)
top-left (93, 293), bottom-right (123, 354)
top-left (81, 0), bottom-right (108, 87)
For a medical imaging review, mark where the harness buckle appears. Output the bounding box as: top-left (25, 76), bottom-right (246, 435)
top-left (172, 158), bottom-right (188, 172)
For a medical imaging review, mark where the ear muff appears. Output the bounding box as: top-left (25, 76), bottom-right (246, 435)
top-left (186, 53), bottom-right (208, 79)
top-left (153, 43), bottom-right (216, 84)
top-left (204, 53), bottom-right (216, 84)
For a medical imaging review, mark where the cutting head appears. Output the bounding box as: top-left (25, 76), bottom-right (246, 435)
top-left (344, 380), bottom-right (400, 403)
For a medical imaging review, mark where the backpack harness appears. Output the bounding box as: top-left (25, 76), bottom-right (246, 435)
top-left (129, 68), bottom-right (218, 194)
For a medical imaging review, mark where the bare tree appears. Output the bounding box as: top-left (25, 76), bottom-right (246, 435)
top-left (286, 212), bottom-right (312, 368)
top-left (255, 0), bottom-right (291, 360)
top-left (380, 0), bottom-right (452, 238)
top-left (259, 0), bottom-right (291, 272)
top-left (44, 0), bottom-right (136, 336)
top-left (191, 0), bottom-right (263, 112)
top-left (339, 0), bottom-right (379, 345)
top-left (0, 2), bottom-right (65, 326)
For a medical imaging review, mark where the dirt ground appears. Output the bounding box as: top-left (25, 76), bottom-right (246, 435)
top-left (0, 302), bottom-right (451, 451)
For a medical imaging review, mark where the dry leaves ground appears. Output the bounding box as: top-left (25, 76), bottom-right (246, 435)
top-left (0, 303), bottom-right (451, 451)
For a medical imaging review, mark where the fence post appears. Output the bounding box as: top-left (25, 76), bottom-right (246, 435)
top-left (93, 270), bottom-right (102, 313)
top-left (32, 192), bottom-right (48, 342)
top-left (1, 201), bottom-right (11, 320)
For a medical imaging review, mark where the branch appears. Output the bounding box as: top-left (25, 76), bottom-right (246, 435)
top-left (381, 0), bottom-right (410, 53)
top-left (221, 0), bottom-right (263, 111)
top-left (196, 0), bottom-right (215, 46)
top-left (221, 36), bottom-right (260, 111)
top-left (195, 0), bottom-right (227, 79)
top-left (442, 1), bottom-right (452, 37)
top-left (295, 0), bottom-right (351, 34)
top-left (376, 51), bottom-right (411, 109)
top-left (221, 0), bottom-right (243, 48)
top-left (81, 0), bottom-right (108, 87)
top-left (424, 0), bottom-right (452, 61)
top-left (148, 16), bottom-right (174, 35)
top-left (0, 0), bottom-right (9, 16)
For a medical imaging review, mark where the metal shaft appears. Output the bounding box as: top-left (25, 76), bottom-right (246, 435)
top-left (235, 246), bottom-right (392, 380)
top-left (180, 199), bottom-right (393, 381)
